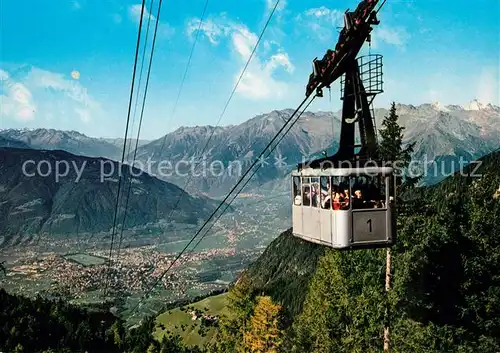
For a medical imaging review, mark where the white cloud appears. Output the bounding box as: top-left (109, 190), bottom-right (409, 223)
top-left (266, 0), bottom-right (287, 13)
top-left (304, 6), bottom-right (342, 21)
top-left (0, 69), bottom-right (9, 81)
top-left (187, 16), bottom-right (294, 100)
top-left (128, 4), bottom-right (174, 38)
top-left (477, 66), bottom-right (499, 105)
top-left (186, 18), bottom-right (231, 45)
top-left (0, 65), bottom-right (104, 124)
top-left (231, 25), bottom-right (258, 60)
top-left (236, 51), bottom-right (294, 99)
top-left (75, 108), bottom-right (91, 123)
top-left (372, 26), bottom-right (409, 47)
top-left (265, 52), bottom-right (293, 73)
top-left (26, 68), bottom-right (97, 111)
top-left (296, 6), bottom-right (344, 42)
top-left (1, 73), bottom-right (36, 121)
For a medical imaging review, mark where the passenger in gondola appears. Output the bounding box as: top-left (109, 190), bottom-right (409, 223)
top-left (302, 185), bottom-right (311, 206)
top-left (313, 183), bottom-right (321, 207)
top-left (321, 49), bottom-right (334, 65)
top-left (333, 192), bottom-right (342, 210)
top-left (353, 0), bottom-right (377, 26)
top-left (353, 189), bottom-right (365, 209)
top-left (321, 183), bottom-right (331, 209)
top-left (341, 189), bottom-right (350, 209)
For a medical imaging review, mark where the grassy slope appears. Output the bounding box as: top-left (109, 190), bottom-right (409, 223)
top-left (154, 293), bottom-right (228, 348)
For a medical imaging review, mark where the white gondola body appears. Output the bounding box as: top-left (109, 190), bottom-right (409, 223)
top-left (291, 166), bottom-right (395, 249)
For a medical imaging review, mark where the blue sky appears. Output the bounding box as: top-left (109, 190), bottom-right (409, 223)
top-left (1, 0), bottom-right (499, 139)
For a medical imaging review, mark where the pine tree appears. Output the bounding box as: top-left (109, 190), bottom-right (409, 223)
top-left (210, 275), bottom-right (255, 352)
top-left (378, 102), bottom-right (419, 192)
top-left (378, 102), bottom-right (418, 352)
top-left (243, 296), bottom-right (284, 353)
top-left (147, 342), bottom-right (160, 353)
top-left (111, 320), bottom-right (124, 348)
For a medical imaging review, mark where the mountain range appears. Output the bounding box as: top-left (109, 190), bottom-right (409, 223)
top-left (132, 100), bottom-right (500, 195)
top-left (1, 100), bottom-right (499, 197)
top-left (0, 128), bottom-right (121, 160)
top-left (0, 148), bottom-right (219, 247)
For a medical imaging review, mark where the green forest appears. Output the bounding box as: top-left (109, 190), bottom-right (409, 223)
top-left (206, 103), bottom-right (500, 353)
top-left (1, 103), bottom-right (499, 352)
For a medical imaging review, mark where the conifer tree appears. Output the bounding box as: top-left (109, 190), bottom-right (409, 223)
top-left (378, 102), bottom-right (419, 192)
top-left (209, 276), bottom-right (255, 353)
top-left (111, 320), bottom-right (124, 348)
top-left (147, 342), bottom-right (160, 353)
top-left (243, 296), bottom-right (284, 353)
top-left (378, 101), bottom-right (418, 352)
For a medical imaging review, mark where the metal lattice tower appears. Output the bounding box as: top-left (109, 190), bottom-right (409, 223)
top-left (340, 54), bottom-right (384, 140)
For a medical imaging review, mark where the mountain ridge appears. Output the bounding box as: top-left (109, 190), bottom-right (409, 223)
top-left (133, 101), bottom-right (499, 195)
top-left (2, 101), bottom-right (499, 196)
top-left (0, 128), bottom-right (121, 160)
top-left (0, 147), bottom-right (219, 247)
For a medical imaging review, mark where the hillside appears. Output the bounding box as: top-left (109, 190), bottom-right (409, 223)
top-left (210, 150), bottom-right (500, 352)
top-left (0, 288), bottom-right (202, 353)
top-left (0, 136), bottom-right (31, 149)
top-left (154, 293), bottom-right (228, 348)
top-left (0, 128), bottom-right (121, 160)
top-left (0, 147), bottom-right (219, 247)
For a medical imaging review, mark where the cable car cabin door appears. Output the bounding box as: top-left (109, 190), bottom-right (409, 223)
top-left (350, 174), bottom-right (392, 246)
top-left (351, 209), bottom-right (387, 243)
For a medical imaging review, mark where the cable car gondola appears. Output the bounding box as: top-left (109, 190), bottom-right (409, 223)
top-left (292, 164), bottom-right (395, 249)
top-left (292, 0), bottom-right (394, 250)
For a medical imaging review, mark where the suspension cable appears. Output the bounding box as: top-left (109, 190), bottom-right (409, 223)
top-left (150, 0), bottom-right (282, 246)
top-left (103, 0), bottom-right (147, 298)
top-left (186, 96), bottom-right (316, 255)
top-left (155, 0), bottom-right (210, 160)
top-left (129, 92), bottom-right (315, 313)
top-left (114, 0), bottom-right (211, 265)
top-left (115, 0), bottom-right (165, 262)
top-left (125, 0), bottom-right (156, 165)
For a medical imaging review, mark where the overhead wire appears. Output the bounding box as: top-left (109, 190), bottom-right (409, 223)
top-left (186, 96), bottom-right (316, 254)
top-left (146, 0), bottom-right (282, 264)
top-left (103, 0), bottom-right (147, 298)
top-left (129, 92), bottom-right (316, 314)
top-left (113, 0), bottom-right (212, 268)
top-left (124, 0), bottom-right (156, 166)
top-left (115, 0), bottom-right (163, 262)
top-left (155, 0), bottom-right (210, 160)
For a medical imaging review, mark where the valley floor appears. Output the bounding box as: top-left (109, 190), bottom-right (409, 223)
top-left (0, 193), bottom-right (289, 323)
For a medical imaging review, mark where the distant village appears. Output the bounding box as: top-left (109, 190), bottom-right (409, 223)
top-left (188, 308), bottom-right (219, 325)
